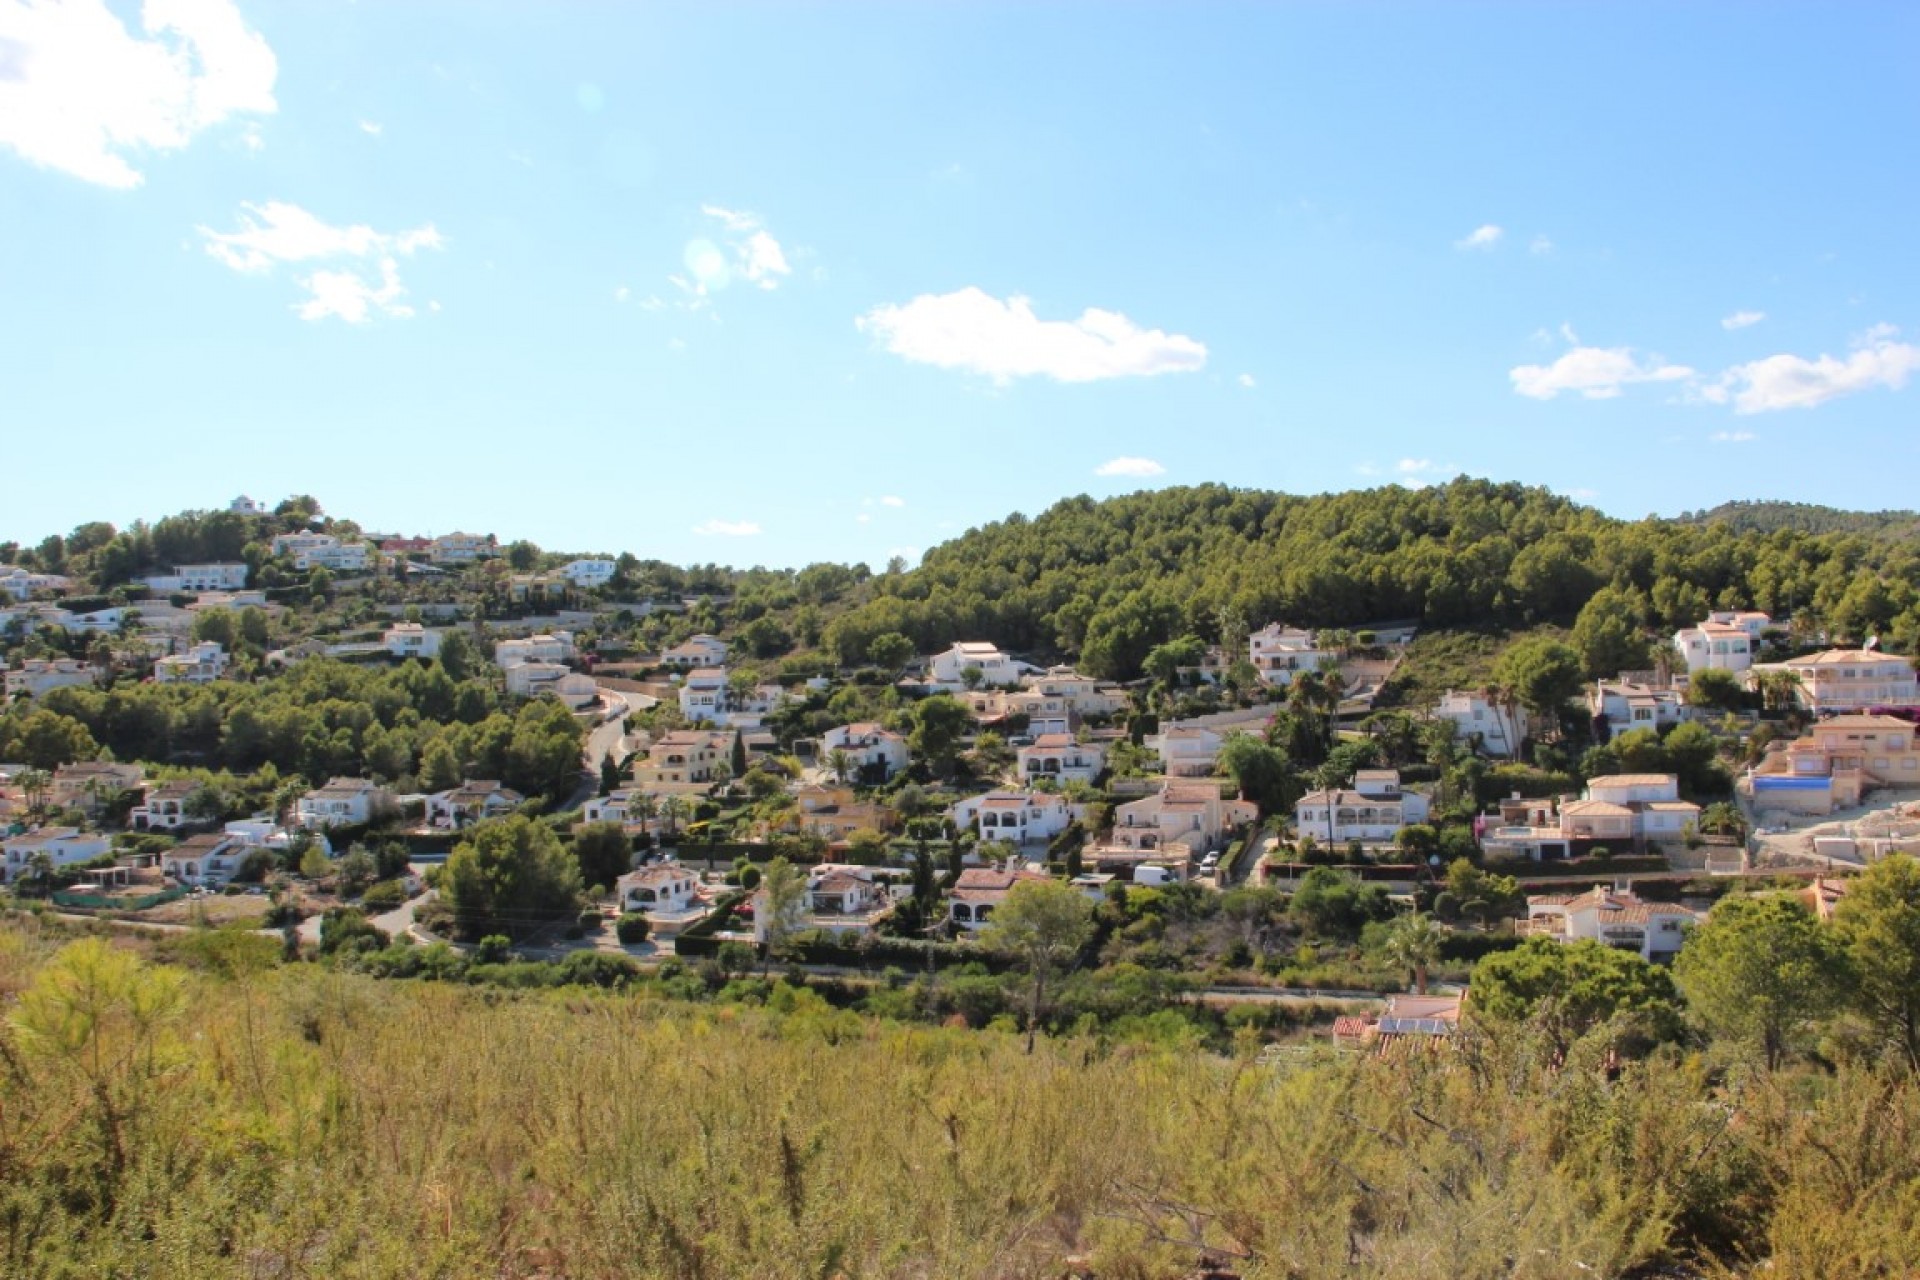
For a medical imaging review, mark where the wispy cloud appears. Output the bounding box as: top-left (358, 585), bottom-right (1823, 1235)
top-left (691, 519), bottom-right (761, 537)
top-left (1455, 224), bottom-right (1504, 251)
top-left (674, 204), bottom-right (791, 299)
top-left (1699, 324), bottom-right (1920, 414)
top-left (1529, 234), bottom-right (1555, 255)
top-left (1094, 456), bottom-right (1167, 478)
top-left (1510, 346), bottom-right (1694, 400)
top-left (358, 119), bottom-right (383, 137)
top-left (858, 288), bottom-right (1206, 384)
top-left (1237, 373), bottom-right (1256, 388)
top-left (198, 201), bottom-right (442, 322)
top-left (0, 0), bottom-right (277, 188)
top-left (879, 495), bottom-right (906, 508)
top-left (1711, 431), bottom-right (1756, 443)
top-left (1721, 309), bottom-right (1766, 331)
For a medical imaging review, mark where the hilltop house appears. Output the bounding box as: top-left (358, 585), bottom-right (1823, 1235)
top-left (293, 778), bottom-right (396, 830)
top-left (163, 833), bottom-right (252, 889)
top-left (784, 785), bottom-right (898, 842)
top-left (2, 827), bottom-right (111, 885)
top-left (1589, 679), bottom-right (1689, 735)
top-left (50, 762), bottom-right (145, 812)
top-left (495, 632), bottom-right (577, 668)
top-left (505, 662), bottom-right (597, 707)
top-left (678, 667), bottom-right (731, 723)
top-left (1249, 623), bottom-right (1332, 687)
top-left (1748, 649), bottom-right (1920, 713)
top-left (929, 642), bottom-right (1028, 689)
top-left (559, 559), bottom-right (617, 588)
top-left (425, 781), bottom-right (525, 829)
top-left (1743, 713), bottom-right (1920, 815)
top-left (1480, 773), bottom-right (1699, 860)
top-left (153, 641), bottom-right (228, 685)
top-left (1522, 887), bottom-right (1703, 961)
top-left (948, 863), bottom-right (1055, 932)
top-left (1105, 781), bottom-right (1256, 858)
top-left (820, 723), bottom-right (910, 782)
top-left (1294, 769), bottom-right (1431, 846)
top-left (1146, 724), bottom-right (1224, 778)
top-left (1017, 734), bottom-right (1106, 785)
top-left (632, 730), bottom-right (732, 794)
top-left (1673, 620), bottom-right (1755, 676)
top-left (383, 622), bottom-right (443, 660)
top-left (949, 790), bottom-right (1076, 845)
top-left (429, 533), bottom-right (498, 564)
top-left (131, 779), bottom-right (204, 832)
top-left (661, 634), bottom-right (729, 668)
top-left (1430, 689), bottom-right (1527, 758)
top-left (4, 658), bottom-right (96, 701)
top-left (141, 563), bottom-right (249, 593)
top-left (619, 863), bottom-right (702, 916)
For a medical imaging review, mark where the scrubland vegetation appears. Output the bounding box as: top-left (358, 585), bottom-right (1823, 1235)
top-left (3, 919), bottom-right (1918, 1279)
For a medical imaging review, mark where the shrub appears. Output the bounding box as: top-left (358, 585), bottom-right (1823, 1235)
top-left (474, 934), bottom-right (512, 964)
top-left (360, 879), bottom-right (407, 913)
top-left (578, 910), bottom-right (603, 932)
top-left (615, 913), bottom-right (651, 945)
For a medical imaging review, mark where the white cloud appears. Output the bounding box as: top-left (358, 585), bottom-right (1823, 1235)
top-left (879, 495), bottom-right (905, 508)
top-left (858, 288), bottom-right (1207, 384)
top-left (1094, 456), bottom-right (1167, 478)
top-left (1237, 373), bottom-right (1256, 388)
top-left (1711, 431), bottom-right (1756, 443)
top-left (297, 257), bottom-right (412, 323)
top-left (1455, 224), bottom-right (1504, 251)
top-left (1396, 458), bottom-right (1456, 476)
top-left (856, 513), bottom-right (871, 524)
top-left (358, 119), bottom-right (382, 136)
top-left (613, 286), bottom-right (630, 303)
top-left (677, 204), bottom-right (791, 295)
top-left (1510, 346), bottom-right (1694, 400)
top-left (0, 0), bottom-right (277, 188)
top-left (1529, 234), bottom-right (1554, 255)
top-left (198, 201), bottom-right (442, 322)
top-left (691, 519), bottom-right (761, 537)
top-left (1721, 309), bottom-right (1765, 331)
top-left (1702, 326), bottom-right (1920, 414)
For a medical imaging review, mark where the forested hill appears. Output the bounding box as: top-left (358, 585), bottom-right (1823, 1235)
top-left (823, 478), bottom-right (1920, 677)
top-left (1675, 499), bottom-right (1920, 540)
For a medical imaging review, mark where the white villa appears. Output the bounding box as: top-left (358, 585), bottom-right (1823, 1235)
top-left (141, 563), bottom-right (249, 593)
top-left (1106, 781), bottom-right (1257, 857)
top-left (929, 641), bottom-right (1028, 688)
top-left (1522, 887), bottom-right (1703, 961)
top-left (131, 779), bottom-right (203, 831)
top-left (0, 567), bottom-right (72, 601)
top-left (383, 622), bottom-right (444, 660)
top-left (1017, 734), bottom-right (1106, 785)
top-left (1147, 725), bottom-right (1224, 777)
top-left (153, 641), bottom-right (228, 685)
top-left (271, 533), bottom-right (371, 572)
top-left (678, 667), bottom-right (730, 723)
top-left (429, 533), bottom-right (498, 564)
top-left (1590, 680), bottom-right (1689, 733)
top-left (820, 723), bottom-right (911, 781)
top-left (950, 790), bottom-right (1076, 845)
top-left (559, 559), bottom-right (617, 588)
top-left (1480, 773), bottom-right (1699, 860)
top-left (163, 833), bottom-right (251, 889)
top-left (1673, 620), bottom-right (1755, 676)
top-left (948, 864), bottom-right (1055, 932)
top-left (1748, 649), bottom-right (1920, 713)
top-left (619, 863), bottom-right (702, 916)
top-left (1431, 689), bottom-right (1527, 758)
top-left (505, 662), bottom-right (597, 707)
top-left (1294, 769), bottom-right (1431, 845)
top-left (425, 781), bottom-right (525, 829)
top-left (495, 632), bottom-right (577, 668)
top-left (661, 634), bottom-right (729, 668)
top-left (293, 778), bottom-right (396, 830)
top-left (2, 827), bottom-right (111, 885)
top-left (632, 729), bottom-right (732, 793)
top-left (1249, 623), bottom-right (1332, 687)
top-left (4, 658), bottom-right (96, 701)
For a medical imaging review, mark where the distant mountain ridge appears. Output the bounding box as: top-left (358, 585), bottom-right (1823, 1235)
top-left (1676, 500), bottom-right (1920, 539)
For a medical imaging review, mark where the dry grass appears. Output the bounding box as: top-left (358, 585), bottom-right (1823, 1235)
top-left (1, 917), bottom-right (1917, 1278)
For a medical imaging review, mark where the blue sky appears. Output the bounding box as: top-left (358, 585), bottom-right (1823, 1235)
top-left (2, 1), bottom-right (1916, 569)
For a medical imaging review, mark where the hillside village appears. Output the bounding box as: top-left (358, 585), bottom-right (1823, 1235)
top-left (2, 487), bottom-right (1917, 1025)
top-left (6, 486), bottom-right (1920, 1279)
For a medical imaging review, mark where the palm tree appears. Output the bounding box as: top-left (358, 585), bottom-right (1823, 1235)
top-left (1384, 911), bottom-right (1444, 995)
top-left (826, 748), bottom-right (853, 786)
top-left (659, 795), bottom-right (690, 840)
top-left (16, 768), bottom-right (51, 819)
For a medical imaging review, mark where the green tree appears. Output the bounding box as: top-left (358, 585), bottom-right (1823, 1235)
top-left (1675, 895), bottom-right (1848, 1069)
top-left (572, 822), bottom-right (634, 892)
top-left (1471, 937), bottom-right (1684, 1059)
top-left (1218, 733), bottom-right (1299, 816)
top-left (980, 877), bottom-right (1095, 1053)
top-left (1289, 867), bottom-right (1388, 939)
top-left (442, 814), bottom-right (583, 941)
top-left (1686, 667), bottom-right (1746, 714)
top-left (758, 856), bottom-right (810, 964)
top-left (866, 631), bottom-right (915, 671)
top-left (1492, 637), bottom-right (1584, 737)
top-left (1833, 854), bottom-right (1920, 1073)
top-left (908, 695), bottom-right (971, 778)
top-left (1570, 586), bottom-right (1652, 678)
